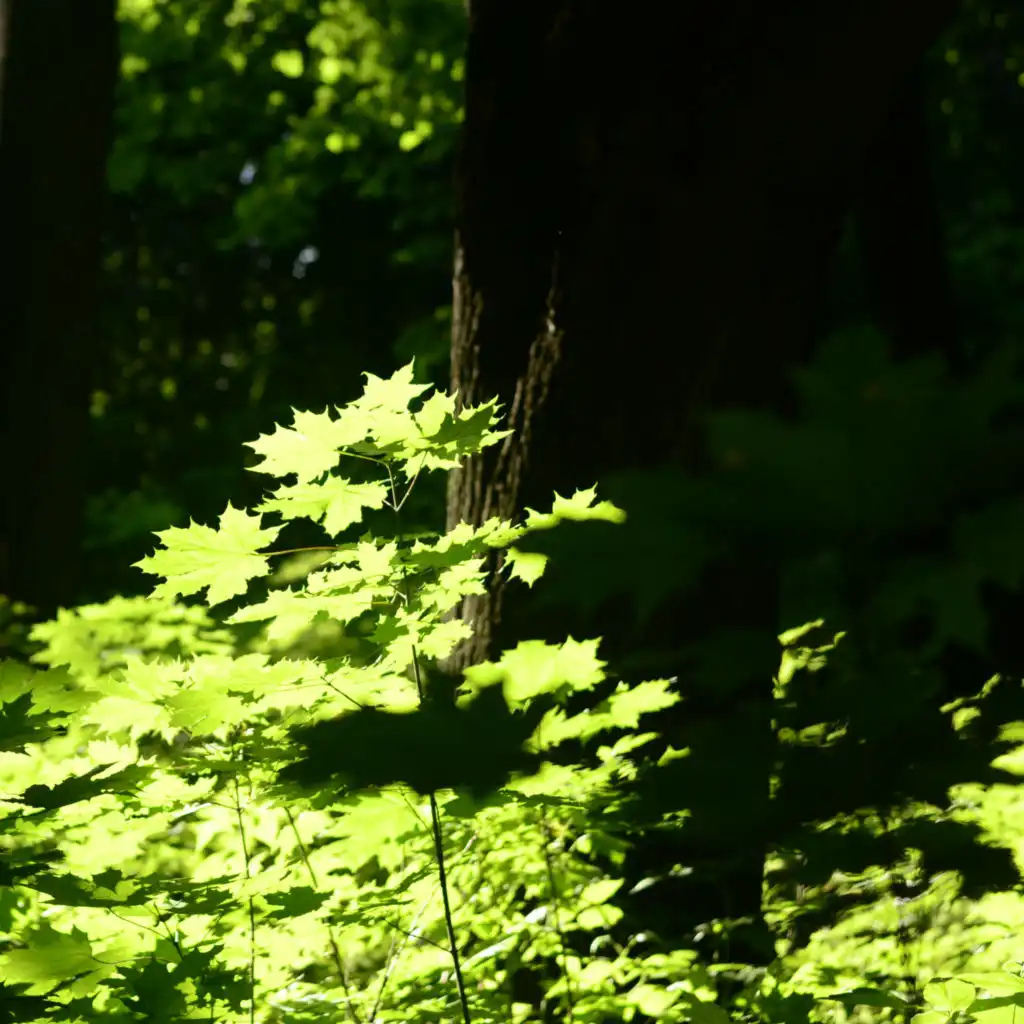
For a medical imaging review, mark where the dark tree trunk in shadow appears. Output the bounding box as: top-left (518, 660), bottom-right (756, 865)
top-left (442, 0), bottom-right (959, 975)
top-left (0, 0), bottom-right (119, 617)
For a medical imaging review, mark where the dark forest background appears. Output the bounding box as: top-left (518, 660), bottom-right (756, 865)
top-left (5, 0), bottom-right (1024, 1016)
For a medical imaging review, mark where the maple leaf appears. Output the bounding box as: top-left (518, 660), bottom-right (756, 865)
top-left (396, 396), bottom-right (512, 476)
top-left (462, 637), bottom-right (608, 707)
top-left (522, 486), bottom-right (627, 532)
top-left (258, 477), bottom-right (389, 536)
top-left (246, 408), bottom-right (367, 482)
top-left (409, 390), bottom-right (456, 435)
top-left (134, 503), bottom-right (282, 607)
top-left (350, 361), bottom-right (431, 414)
top-left (0, 923), bottom-right (97, 992)
top-left (504, 546), bottom-right (548, 588)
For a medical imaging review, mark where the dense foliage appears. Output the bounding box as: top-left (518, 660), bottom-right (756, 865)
top-left (4, 0), bottom-right (1024, 1021)
top-left (0, 368), bottom-right (688, 1022)
top-left (1, 366), bottom-right (1024, 1024)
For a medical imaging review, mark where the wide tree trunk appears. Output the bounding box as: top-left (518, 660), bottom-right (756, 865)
top-left (0, 0), bottom-right (119, 617)
top-left (443, 0), bottom-right (960, 969)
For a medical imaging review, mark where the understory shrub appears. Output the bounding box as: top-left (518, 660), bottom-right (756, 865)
top-left (1, 363), bottom-right (1022, 1024)
top-left (0, 364), bottom-right (698, 1023)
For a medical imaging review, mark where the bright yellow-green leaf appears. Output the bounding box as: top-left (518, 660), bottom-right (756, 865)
top-left (400, 396), bottom-right (511, 476)
top-left (0, 660), bottom-right (34, 703)
top-left (0, 924), bottom-right (97, 994)
top-left (28, 668), bottom-right (92, 714)
top-left (912, 1013), bottom-right (951, 1024)
top-left (351, 360), bottom-right (430, 415)
top-left (606, 678), bottom-right (680, 728)
top-left (81, 694), bottom-right (171, 744)
top-left (924, 979), bottom-right (977, 1013)
top-left (577, 902), bottom-right (623, 930)
top-left (960, 973), bottom-right (1024, 996)
top-left (579, 877), bottom-right (624, 907)
top-left (523, 486), bottom-right (627, 531)
top-left (167, 687), bottom-right (248, 733)
top-left (416, 567), bottom-right (488, 617)
top-left (227, 588), bottom-right (324, 645)
top-left (973, 1005), bottom-right (1024, 1024)
top-left (416, 618), bottom-right (473, 660)
top-left (462, 637), bottom-right (607, 707)
top-left (246, 408), bottom-right (366, 482)
top-left (504, 546), bottom-right (547, 587)
top-left (134, 503), bottom-right (281, 606)
top-left (410, 389), bottom-right (455, 435)
top-left (258, 477), bottom-right (389, 535)
top-left (576, 958), bottom-right (616, 989)
top-left (628, 983), bottom-right (678, 1017)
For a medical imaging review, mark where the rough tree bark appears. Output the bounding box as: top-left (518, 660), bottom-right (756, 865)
top-left (0, 0), bottom-right (119, 617)
top-left (441, 0), bottom-right (960, 966)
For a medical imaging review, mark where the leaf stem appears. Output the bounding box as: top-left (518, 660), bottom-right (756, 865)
top-left (263, 545), bottom-right (342, 558)
top-left (388, 453), bottom-right (473, 1024)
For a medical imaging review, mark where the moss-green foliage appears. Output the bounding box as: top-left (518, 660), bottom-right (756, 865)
top-left (4, 362), bottom-right (1024, 1022)
top-left (0, 365), bottom-right (719, 1023)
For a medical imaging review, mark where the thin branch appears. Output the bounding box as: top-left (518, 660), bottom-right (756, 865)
top-left (541, 818), bottom-right (576, 1021)
top-left (389, 448), bottom-right (473, 1024)
top-left (231, 775), bottom-right (258, 1024)
top-left (263, 545), bottom-right (343, 558)
top-left (426, 786), bottom-right (472, 1024)
top-left (284, 805), bottom-right (362, 1024)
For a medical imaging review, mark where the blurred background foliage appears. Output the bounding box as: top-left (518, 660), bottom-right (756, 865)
top-left (89, 0), bottom-right (464, 598)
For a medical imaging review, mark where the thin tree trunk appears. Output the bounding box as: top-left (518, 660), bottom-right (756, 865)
top-left (0, 0), bottom-right (119, 616)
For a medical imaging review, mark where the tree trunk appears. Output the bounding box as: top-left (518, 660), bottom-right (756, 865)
top-left (443, 0), bottom-right (959, 969)
top-left (0, 0), bottom-right (119, 617)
